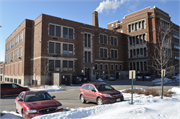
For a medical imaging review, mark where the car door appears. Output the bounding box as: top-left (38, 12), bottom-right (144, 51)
top-left (1, 84), bottom-right (13, 95)
top-left (82, 85), bottom-right (89, 99)
top-left (12, 84), bottom-right (23, 94)
top-left (16, 92), bottom-right (24, 113)
top-left (87, 85), bottom-right (97, 101)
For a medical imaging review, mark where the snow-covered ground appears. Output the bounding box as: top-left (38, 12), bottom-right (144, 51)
top-left (1, 87), bottom-right (180, 119)
top-left (152, 74), bottom-right (179, 85)
top-left (29, 85), bottom-right (65, 92)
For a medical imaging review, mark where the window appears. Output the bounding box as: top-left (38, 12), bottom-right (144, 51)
top-left (15, 49), bottom-right (18, 59)
top-left (105, 64), bottom-right (108, 70)
top-left (175, 51), bottom-right (179, 59)
top-left (85, 51), bottom-right (91, 63)
top-left (139, 35), bottom-right (142, 44)
top-left (56, 26), bottom-right (61, 37)
top-left (11, 39), bottom-right (14, 48)
top-left (139, 22), bottom-right (141, 29)
top-left (133, 49), bottom-right (136, 57)
top-left (49, 42), bottom-right (54, 54)
top-left (129, 37), bottom-right (132, 45)
top-left (49, 24), bottom-right (74, 39)
top-left (11, 52), bottom-right (14, 60)
top-left (63, 61), bottom-right (68, 71)
top-left (56, 43), bottom-right (61, 54)
top-left (137, 49), bottom-right (139, 57)
top-left (49, 60), bottom-right (54, 71)
top-left (95, 64), bottom-right (97, 70)
top-left (130, 63), bottom-right (132, 70)
top-left (120, 65), bottom-right (123, 70)
top-left (140, 48), bottom-right (143, 56)
top-left (100, 48), bottom-right (107, 58)
top-left (15, 35), bottom-right (19, 45)
top-left (130, 50), bottom-right (132, 58)
top-left (20, 32), bottom-right (23, 42)
top-left (63, 44), bottom-right (68, 54)
top-left (144, 48), bottom-right (146, 57)
top-left (128, 25), bottom-right (131, 33)
top-left (55, 60), bottom-right (60, 71)
top-left (144, 62), bottom-right (147, 71)
top-left (142, 21), bottom-right (145, 29)
top-left (143, 34), bottom-right (146, 43)
top-left (19, 47), bottom-right (22, 57)
top-left (100, 64), bottom-right (103, 70)
top-left (132, 24), bottom-right (134, 31)
top-left (63, 27), bottom-right (68, 38)
top-left (173, 30), bottom-right (179, 39)
top-left (135, 23), bottom-right (137, 31)
top-left (69, 61), bottom-right (73, 71)
top-left (136, 36), bottom-right (139, 44)
top-left (110, 36), bottom-right (117, 46)
top-left (18, 79), bottom-right (21, 84)
top-left (174, 42), bottom-right (180, 49)
top-left (69, 44), bottom-right (73, 55)
top-left (133, 37), bottom-right (135, 44)
top-left (100, 34), bottom-right (107, 44)
top-left (111, 64), bottom-right (114, 70)
top-left (49, 25), bottom-right (55, 36)
top-left (115, 65), bottom-right (118, 70)
top-left (111, 49), bottom-right (118, 59)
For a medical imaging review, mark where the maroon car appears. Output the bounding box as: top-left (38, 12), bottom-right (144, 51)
top-left (1, 83), bottom-right (29, 97)
top-left (15, 91), bottom-right (63, 119)
top-left (79, 82), bottom-right (124, 105)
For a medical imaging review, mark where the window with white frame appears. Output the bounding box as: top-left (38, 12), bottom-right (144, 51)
top-left (49, 24), bottom-right (74, 39)
top-left (111, 49), bottom-right (118, 59)
top-left (20, 32), bottom-right (23, 42)
top-left (111, 64), bottom-right (114, 70)
top-left (174, 41), bottom-right (180, 49)
top-left (173, 30), bottom-right (179, 39)
top-left (84, 33), bottom-right (91, 47)
top-left (100, 34), bottom-right (107, 44)
top-left (19, 47), bottom-right (22, 57)
top-left (85, 51), bottom-right (91, 63)
top-left (15, 35), bottom-right (19, 46)
top-left (14, 49), bottom-right (18, 59)
top-left (11, 39), bottom-right (14, 48)
top-left (110, 36), bottom-right (117, 46)
top-left (100, 48), bottom-right (107, 58)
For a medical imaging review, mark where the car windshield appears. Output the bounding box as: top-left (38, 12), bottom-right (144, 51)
top-left (24, 92), bottom-right (52, 102)
top-left (95, 84), bottom-right (114, 91)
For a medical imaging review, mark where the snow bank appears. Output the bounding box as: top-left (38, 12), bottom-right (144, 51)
top-left (30, 85), bottom-right (65, 92)
top-left (168, 87), bottom-right (180, 94)
top-left (172, 74), bottom-right (180, 80)
top-left (1, 111), bottom-right (22, 119)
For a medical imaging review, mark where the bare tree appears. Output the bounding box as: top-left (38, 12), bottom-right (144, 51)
top-left (150, 22), bottom-right (176, 77)
top-left (41, 59), bottom-right (52, 86)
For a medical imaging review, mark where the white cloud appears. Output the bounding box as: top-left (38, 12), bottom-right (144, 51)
top-left (95, 0), bottom-right (129, 13)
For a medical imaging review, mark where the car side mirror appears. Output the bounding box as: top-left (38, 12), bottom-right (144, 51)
top-left (52, 96), bottom-right (56, 99)
top-left (18, 99), bottom-right (23, 101)
top-left (92, 89), bottom-right (96, 92)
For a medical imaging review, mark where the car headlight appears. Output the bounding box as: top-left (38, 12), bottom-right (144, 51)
top-left (103, 94), bottom-right (112, 97)
top-left (57, 106), bottom-right (63, 110)
top-left (26, 109), bottom-right (37, 113)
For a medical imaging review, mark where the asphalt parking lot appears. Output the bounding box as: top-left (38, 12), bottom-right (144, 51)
top-left (0, 78), bottom-right (179, 113)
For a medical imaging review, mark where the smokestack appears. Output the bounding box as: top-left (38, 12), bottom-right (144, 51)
top-left (92, 11), bottom-right (99, 27)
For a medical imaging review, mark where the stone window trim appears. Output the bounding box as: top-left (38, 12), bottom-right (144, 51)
top-left (110, 48), bottom-right (118, 59)
top-left (110, 64), bottom-right (114, 71)
top-left (99, 33), bottom-right (108, 45)
top-left (110, 36), bottom-right (118, 46)
top-left (48, 41), bottom-right (74, 55)
top-left (99, 47), bottom-right (108, 58)
top-left (105, 63), bottom-right (109, 71)
top-left (48, 23), bottom-right (75, 39)
top-left (83, 32), bottom-right (92, 48)
top-left (48, 59), bottom-right (74, 72)
top-left (127, 19), bottom-right (146, 33)
top-left (99, 63), bottom-right (103, 70)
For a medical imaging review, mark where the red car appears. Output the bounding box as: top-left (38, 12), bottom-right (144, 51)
top-left (79, 82), bottom-right (124, 105)
top-left (15, 91), bottom-right (63, 119)
top-left (1, 83), bottom-right (29, 97)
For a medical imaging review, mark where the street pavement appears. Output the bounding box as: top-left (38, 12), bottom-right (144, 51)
top-left (0, 79), bottom-right (179, 113)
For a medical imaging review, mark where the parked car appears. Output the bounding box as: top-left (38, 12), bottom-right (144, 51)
top-left (144, 74), bottom-right (154, 81)
top-left (73, 75), bottom-right (87, 84)
top-left (15, 91), bottom-right (63, 119)
top-left (109, 76), bottom-right (116, 81)
top-left (79, 82), bottom-right (124, 105)
top-left (1, 83), bottom-right (29, 97)
top-left (136, 73), bottom-right (144, 81)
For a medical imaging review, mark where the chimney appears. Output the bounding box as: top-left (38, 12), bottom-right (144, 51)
top-left (92, 11), bottom-right (99, 27)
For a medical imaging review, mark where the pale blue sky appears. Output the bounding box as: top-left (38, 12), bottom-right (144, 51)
top-left (0, 0), bottom-right (179, 62)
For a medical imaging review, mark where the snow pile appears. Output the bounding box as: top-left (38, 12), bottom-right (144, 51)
top-left (152, 77), bottom-right (171, 84)
top-left (168, 87), bottom-right (180, 94)
top-left (1, 111), bottom-right (22, 119)
top-left (172, 74), bottom-right (180, 80)
top-left (96, 78), bottom-right (104, 82)
top-left (30, 85), bottom-right (65, 92)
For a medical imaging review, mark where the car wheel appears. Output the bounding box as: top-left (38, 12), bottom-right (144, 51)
top-left (22, 110), bottom-right (26, 119)
top-left (80, 95), bottom-right (86, 103)
top-left (97, 97), bottom-right (103, 105)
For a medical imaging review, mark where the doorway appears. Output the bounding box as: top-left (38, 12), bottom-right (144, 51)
top-left (116, 72), bottom-right (119, 79)
top-left (85, 68), bottom-right (90, 81)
